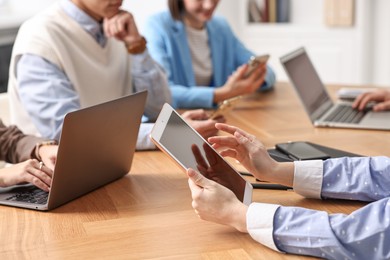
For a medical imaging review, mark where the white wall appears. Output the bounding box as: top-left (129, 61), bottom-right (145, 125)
top-left (6, 0), bottom-right (57, 15)
top-left (2, 0), bottom-right (389, 86)
top-left (236, 0), bottom-right (374, 85)
top-left (122, 0), bottom-right (166, 31)
top-left (371, 0), bottom-right (390, 86)
top-left (123, 0), bottom-right (240, 32)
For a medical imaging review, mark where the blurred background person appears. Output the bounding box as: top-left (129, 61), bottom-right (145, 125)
top-left (144, 0), bottom-right (276, 109)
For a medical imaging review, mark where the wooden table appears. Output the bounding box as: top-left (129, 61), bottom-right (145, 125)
top-left (1, 82), bottom-right (389, 259)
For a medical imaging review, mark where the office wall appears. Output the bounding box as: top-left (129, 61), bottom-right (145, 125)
top-left (122, 0), bottom-right (166, 31)
top-left (2, 0), bottom-right (389, 86)
top-left (371, 0), bottom-right (390, 86)
top-left (4, 0), bottom-right (55, 14)
top-left (239, 0), bottom-right (388, 87)
top-left (123, 0), bottom-right (239, 32)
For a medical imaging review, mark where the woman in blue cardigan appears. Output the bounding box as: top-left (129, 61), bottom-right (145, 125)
top-left (144, 0), bottom-right (276, 109)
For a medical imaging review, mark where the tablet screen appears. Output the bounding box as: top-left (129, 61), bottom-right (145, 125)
top-left (158, 110), bottom-right (247, 202)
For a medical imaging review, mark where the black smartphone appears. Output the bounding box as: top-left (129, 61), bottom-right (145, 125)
top-left (275, 142), bottom-right (331, 161)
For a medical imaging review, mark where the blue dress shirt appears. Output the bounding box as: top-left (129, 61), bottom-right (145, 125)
top-left (248, 157), bottom-right (390, 259)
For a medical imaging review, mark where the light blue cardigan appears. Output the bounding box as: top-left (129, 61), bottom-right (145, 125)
top-left (143, 11), bottom-right (276, 109)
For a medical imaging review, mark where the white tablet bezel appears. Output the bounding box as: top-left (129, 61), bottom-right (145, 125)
top-left (150, 103), bottom-right (253, 205)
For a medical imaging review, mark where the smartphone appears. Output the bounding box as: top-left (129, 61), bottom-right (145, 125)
top-left (244, 54), bottom-right (270, 78)
top-left (210, 95), bottom-right (243, 119)
top-left (275, 141), bottom-right (330, 161)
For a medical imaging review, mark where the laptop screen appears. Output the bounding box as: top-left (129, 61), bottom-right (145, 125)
top-left (282, 49), bottom-right (331, 117)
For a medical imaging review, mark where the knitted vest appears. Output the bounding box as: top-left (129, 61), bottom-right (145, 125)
top-left (8, 3), bottom-right (132, 136)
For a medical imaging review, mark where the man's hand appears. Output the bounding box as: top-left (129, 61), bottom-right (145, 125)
top-left (187, 168), bottom-right (248, 232)
top-left (208, 123), bottom-right (294, 186)
top-left (103, 10), bottom-right (143, 46)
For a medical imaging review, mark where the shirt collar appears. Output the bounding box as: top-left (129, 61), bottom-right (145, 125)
top-left (60, 0), bottom-right (106, 46)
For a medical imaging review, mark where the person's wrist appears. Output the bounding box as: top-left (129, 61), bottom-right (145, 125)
top-left (214, 87), bottom-right (231, 103)
top-left (33, 140), bottom-right (58, 161)
top-left (125, 36), bottom-right (147, 54)
top-left (229, 203), bottom-right (249, 233)
top-left (266, 162), bottom-right (294, 187)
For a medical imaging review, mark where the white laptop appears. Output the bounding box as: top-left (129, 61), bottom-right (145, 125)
top-left (150, 103), bottom-right (253, 205)
top-left (0, 91), bottom-right (147, 211)
top-left (280, 47), bottom-right (390, 130)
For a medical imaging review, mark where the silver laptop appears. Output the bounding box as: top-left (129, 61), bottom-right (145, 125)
top-left (0, 91), bottom-right (147, 211)
top-left (280, 47), bottom-right (390, 130)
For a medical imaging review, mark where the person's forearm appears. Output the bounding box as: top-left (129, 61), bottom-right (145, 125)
top-left (321, 156), bottom-right (390, 201)
top-left (273, 197), bottom-right (390, 259)
top-left (0, 121), bottom-right (43, 163)
top-left (0, 121), bottom-right (25, 162)
top-left (17, 135), bottom-right (45, 162)
top-left (172, 85), bottom-right (215, 109)
top-left (263, 162), bottom-right (295, 187)
top-left (213, 86), bottom-right (231, 103)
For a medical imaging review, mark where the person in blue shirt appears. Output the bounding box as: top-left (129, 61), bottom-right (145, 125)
top-left (143, 0), bottom-right (276, 109)
top-left (186, 122), bottom-right (390, 259)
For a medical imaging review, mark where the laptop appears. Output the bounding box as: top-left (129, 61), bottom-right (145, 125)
top-left (0, 91), bottom-right (147, 211)
top-left (280, 47), bottom-right (390, 130)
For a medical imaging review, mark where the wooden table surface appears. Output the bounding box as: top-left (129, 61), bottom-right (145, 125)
top-left (1, 82), bottom-right (389, 259)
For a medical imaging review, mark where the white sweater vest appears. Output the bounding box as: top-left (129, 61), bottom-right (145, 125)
top-left (8, 3), bottom-right (132, 136)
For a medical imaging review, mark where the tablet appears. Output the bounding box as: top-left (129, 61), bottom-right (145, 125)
top-left (150, 103), bottom-right (253, 205)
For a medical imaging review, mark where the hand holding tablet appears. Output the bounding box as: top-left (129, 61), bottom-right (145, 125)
top-left (150, 103), bottom-right (253, 205)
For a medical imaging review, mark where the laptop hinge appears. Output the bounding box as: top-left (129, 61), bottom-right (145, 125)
top-left (311, 100), bottom-right (333, 122)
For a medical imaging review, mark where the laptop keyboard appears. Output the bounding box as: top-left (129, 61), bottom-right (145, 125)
top-left (5, 186), bottom-right (48, 204)
top-left (324, 104), bottom-right (367, 124)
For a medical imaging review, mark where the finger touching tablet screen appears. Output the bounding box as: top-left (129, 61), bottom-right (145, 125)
top-left (150, 103), bottom-right (252, 205)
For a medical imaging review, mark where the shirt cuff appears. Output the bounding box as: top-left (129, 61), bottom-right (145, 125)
top-left (247, 202), bottom-right (281, 252)
top-left (199, 87), bottom-right (215, 108)
top-left (293, 160), bottom-right (323, 199)
top-left (136, 123), bottom-right (156, 150)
